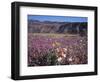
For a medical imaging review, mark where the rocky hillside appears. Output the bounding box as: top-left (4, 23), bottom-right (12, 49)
top-left (28, 20), bottom-right (87, 35)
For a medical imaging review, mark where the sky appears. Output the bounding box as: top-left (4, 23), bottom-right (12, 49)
top-left (28, 15), bottom-right (87, 22)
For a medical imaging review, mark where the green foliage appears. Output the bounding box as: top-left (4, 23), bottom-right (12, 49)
top-left (45, 51), bottom-right (58, 65)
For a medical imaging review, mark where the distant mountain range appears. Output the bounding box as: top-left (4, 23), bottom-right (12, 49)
top-left (28, 20), bottom-right (87, 35)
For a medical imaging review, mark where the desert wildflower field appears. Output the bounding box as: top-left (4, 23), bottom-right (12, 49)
top-left (28, 33), bottom-right (87, 66)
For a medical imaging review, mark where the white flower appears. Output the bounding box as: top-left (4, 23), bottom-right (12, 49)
top-left (80, 40), bottom-right (82, 42)
top-left (57, 57), bottom-right (62, 62)
top-left (68, 57), bottom-right (73, 62)
top-left (63, 48), bottom-right (67, 51)
top-left (63, 54), bottom-right (66, 58)
top-left (56, 48), bottom-right (59, 52)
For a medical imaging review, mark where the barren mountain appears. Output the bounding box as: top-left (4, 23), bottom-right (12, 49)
top-left (28, 20), bottom-right (87, 35)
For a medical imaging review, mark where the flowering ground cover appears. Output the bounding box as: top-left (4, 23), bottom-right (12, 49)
top-left (28, 33), bottom-right (87, 66)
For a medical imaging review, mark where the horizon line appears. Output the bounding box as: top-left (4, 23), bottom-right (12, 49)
top-left (28, 15), bottom-right (88, 23)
